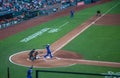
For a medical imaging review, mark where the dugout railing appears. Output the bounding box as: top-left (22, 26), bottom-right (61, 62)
top-left (35, 70), bottom-right (120, 78)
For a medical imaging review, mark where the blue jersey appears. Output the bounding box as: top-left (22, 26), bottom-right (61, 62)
top-left (27, 69), bottom-right (32, 78)
top-left (46, 45), bottom-right (51, 53)
top-left (70, 10), bottom-right (74, 18)
top-left (44, 44), bottom-right (52, 58)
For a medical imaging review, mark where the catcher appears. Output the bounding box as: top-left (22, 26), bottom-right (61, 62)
top-left (33, 51), bottom-right (40, 60)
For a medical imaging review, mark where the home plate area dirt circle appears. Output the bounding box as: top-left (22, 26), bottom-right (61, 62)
top-left (9, 49), bottom-right (83, 68)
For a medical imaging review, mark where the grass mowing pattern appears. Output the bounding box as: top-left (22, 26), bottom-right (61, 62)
top-left (0, 0), bottom-right (120, 78)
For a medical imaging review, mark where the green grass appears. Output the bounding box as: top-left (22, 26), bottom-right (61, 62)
top-left (63, 25), bottom-right (120, 62)
top-left (35, 64), bottom-right (120, 78)
top-left (0, 0), bottom-right (120, 78)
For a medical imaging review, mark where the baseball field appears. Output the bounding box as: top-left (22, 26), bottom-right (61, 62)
top-left (0, 0), bottom-right (120, 78)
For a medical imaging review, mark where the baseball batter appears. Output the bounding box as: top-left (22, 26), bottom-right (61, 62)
top-left (44, 44), bottom-right (53, 59)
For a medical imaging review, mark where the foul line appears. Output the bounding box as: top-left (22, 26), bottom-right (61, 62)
top-left (51, 1), bottom-right (120, 67)
top-left (58, 57), bottom-right (120, 68)
top-left (52, 1), bottom-right (120, 54)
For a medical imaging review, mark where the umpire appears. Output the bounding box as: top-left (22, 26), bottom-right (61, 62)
top-left (96, 10), bottom-right (101, 16)
top-left (28, 49), bottom-right (35, 61)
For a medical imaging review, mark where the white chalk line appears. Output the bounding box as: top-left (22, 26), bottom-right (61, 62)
top-left (9, 51), bottom-right (31, 68)
top-left (53, 1), bottom-right (120, 54)
top-left (9, 50), bottom-right (76, 68)
top-left (52, 1), bottom-right (120, 66)
top-left (9, 50), bottom-right (120, 68)
top-left (57, 57), bottom-right (120, 67)
top-left (94, 2), bottom-right (120, 24)
top-left (48, 21), bottom-right (69, 33)
top-left (52, 20), bottom-right (94, 54)
top-left (58, 22), bottom-right (69, 29)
